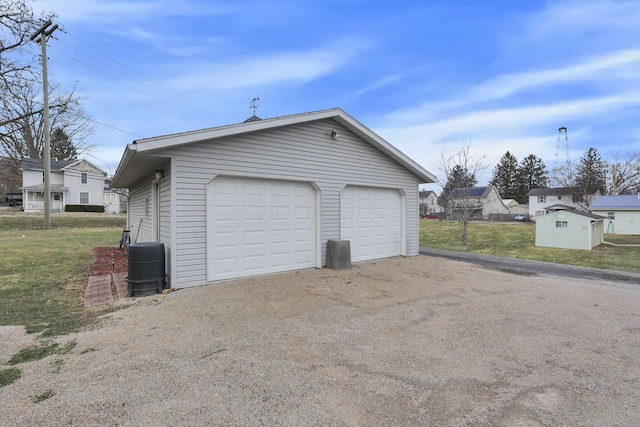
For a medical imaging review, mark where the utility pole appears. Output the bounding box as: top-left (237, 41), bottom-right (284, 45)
top-left (30, 20), bottom-right (58, 228)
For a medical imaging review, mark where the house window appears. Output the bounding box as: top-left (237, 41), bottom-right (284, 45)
top-left (538, 195), bottom-right (546, 203)
top-left (79, 192), bottom-right (89, 204)
top-left (555, 220), bottom-right (568, 228)
top-left (535, 210), bottom-right (547, 217)
top-left (607, 212), bottom-right (615, 219)
top-left (81, 172), bottom-right (87, 184)
top-left (53, 194), bottom-right (60, 201)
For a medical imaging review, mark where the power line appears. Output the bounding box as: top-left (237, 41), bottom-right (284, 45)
top-left (51, 35), bottom-right (218, 124)
top-left (46, 43), bottom-right (210, 130)
top-left (52, 23), bottom-right (225, 124)
top-left (63, 110), bottom-right (144, 138)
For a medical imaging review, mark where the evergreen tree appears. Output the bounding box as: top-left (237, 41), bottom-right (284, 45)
top-left (516, 154), bottom-right (548, 202)
top-left (50, 128), bottom-right (78, 161)
top-left (490, 151), bottom-right (519, 199)
top-left (576, 147), bottom-right (606, 194)
top-left (439, 164), bottom-right (477, 205)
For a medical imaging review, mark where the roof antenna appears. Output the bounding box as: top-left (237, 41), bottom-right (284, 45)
top-left (250, 97), bottom-right (259, 116)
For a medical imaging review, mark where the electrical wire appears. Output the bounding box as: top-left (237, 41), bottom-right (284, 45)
top-left (52, 22), bottom-right (226, 124)
top-left (46, 43), bottom-right (211, 130)
top-left (51, 34), bottom-right (219, 124)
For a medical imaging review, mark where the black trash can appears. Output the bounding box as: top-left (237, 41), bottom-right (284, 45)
top-left (126, 242), bottom-right (166, 297)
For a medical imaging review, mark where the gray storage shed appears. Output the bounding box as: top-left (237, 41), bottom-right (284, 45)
top-left (535, 210), bottom-right (606, 250)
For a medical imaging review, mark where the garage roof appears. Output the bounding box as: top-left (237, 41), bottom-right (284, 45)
top-left (111, 108), bottom-right (436, 188)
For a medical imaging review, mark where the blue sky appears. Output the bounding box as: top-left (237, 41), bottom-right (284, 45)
top-left (30, 0), bottom-right (640, 189)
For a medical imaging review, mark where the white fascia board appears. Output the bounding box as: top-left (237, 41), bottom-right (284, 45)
top-left (110, 144), bottom-right (138, 187)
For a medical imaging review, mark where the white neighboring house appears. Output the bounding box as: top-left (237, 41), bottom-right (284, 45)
top-left (527, 187), bottom-right (599, 220)
top-left (419, 190), bottom-right (442, 217)
top-left (589, 194), bottom-right (640, 235)
top-left (503, 199), bottom-right (529, 215)
top-left (535, 210), bottom-right (605, 250)
top-left (448, 185), bottom-right (509, 219)
top-left (20, 158), bottom-right (106, 212)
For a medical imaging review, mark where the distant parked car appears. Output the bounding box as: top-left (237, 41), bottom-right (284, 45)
top-left (514, 214), bottom-right (528, 222)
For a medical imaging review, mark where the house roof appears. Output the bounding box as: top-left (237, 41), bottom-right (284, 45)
top-left (545, 203), bottom-right (578, 211)
top-left (20, 158), bottom-right (75, 171)
top-left (20, 184), bottom-right (69, 191)
top-left (528, 186), bottom-right (600, 196)
top-left (111, 108), bottom-right (437, 188)
top-left (549, 209), bottom-right (607, 220)
top-left (450, 186), bottom-right (492, 198)
top-left (243, 115), bottom-right (262, 123)
top-left (419, 190), bottom-right (436, 198)
top-left (20, 158), bottom-right (105, 174)
top-left (589, 194), bottom-right (640, 210)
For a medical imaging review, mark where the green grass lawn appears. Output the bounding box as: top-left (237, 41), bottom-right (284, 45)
top-left (1, 214), bottom-right (638, 339)
top-left (419, 219), bottom-right (640, 273)
top-left (0, 214), bottom-right (125, 336)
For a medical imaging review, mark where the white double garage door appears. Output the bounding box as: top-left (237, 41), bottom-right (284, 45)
top-left (206, 177), bottom-right (403, 281)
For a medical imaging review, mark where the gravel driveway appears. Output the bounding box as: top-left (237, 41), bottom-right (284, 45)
top-left (2, 255), bottom-right (639, 426)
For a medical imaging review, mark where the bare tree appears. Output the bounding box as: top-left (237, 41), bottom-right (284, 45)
top-left (606, 152), bottom-right (640, 195)
top-left (1, 1), bottom-right (53, 94)
top-left (439, 144), bottom-right (487, 248)
top-left (0, 81), bottom-right (95, 191)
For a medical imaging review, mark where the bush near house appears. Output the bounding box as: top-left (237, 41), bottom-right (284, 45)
top-left (64, 204), bottom-right (105, 213)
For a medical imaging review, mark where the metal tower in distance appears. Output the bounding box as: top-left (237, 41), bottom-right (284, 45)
top-left (551, 126), bottom-right (571, 187)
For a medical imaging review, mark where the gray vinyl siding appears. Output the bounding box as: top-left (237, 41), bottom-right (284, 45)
top-left (128, 177), bottom-right (153, 244)
top-left (161, 118), bottom-right (420, 287)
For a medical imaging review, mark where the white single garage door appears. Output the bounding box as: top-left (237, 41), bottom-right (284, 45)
top-left (340, 186), bottom-right (402, 262)
top-left (206, 177), bottom-right (316, 281)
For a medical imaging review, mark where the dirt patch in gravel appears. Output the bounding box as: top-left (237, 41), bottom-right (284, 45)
top-left (89, 247), bottom-right (127, 276)
top-left (2, 256), bottom-right (640, 425)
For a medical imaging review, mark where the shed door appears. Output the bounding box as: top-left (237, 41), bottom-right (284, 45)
top-left (340, 186), bottom-right (402, 262)
top-left (206, 177), bottom-right (316, 281)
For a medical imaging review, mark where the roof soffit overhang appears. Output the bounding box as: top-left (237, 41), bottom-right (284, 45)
top-left (110, 145), bottom-right (169, 188)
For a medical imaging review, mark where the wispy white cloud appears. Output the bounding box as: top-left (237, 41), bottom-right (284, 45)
top-left (377, 93), bottom-right (640, 184)
top-left (383, 48), bottom-right (640, 125)
top-left (166, 38), bottom-right (374, 91)
top-left (524, 0), bottom-right (640, 41)
top-left (121, 27), bottom-right (229, 56)
top-left (34, 0), bottom-right (238, 24)
top-left (351, 74), bottom-right (403, 97)
top-left (466, 49), bottom-right (640, 102)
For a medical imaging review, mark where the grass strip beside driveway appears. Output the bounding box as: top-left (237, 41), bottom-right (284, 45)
top-left (420, 220), bottom-right (640, 273)
top-left (0, 227), bottom-right (122, 336)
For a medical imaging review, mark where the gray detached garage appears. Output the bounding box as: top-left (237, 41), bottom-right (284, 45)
top-left (111, 108), bottom-right (436, 289)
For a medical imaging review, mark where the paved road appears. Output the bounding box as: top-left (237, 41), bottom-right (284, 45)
top-left (420, 246), bottom-right (640, 286)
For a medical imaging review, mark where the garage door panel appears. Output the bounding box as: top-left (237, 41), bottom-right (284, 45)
top-left (207, 177), bottom-right (316, 281)
top-left (341, 186), bottom-right (402, 263)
